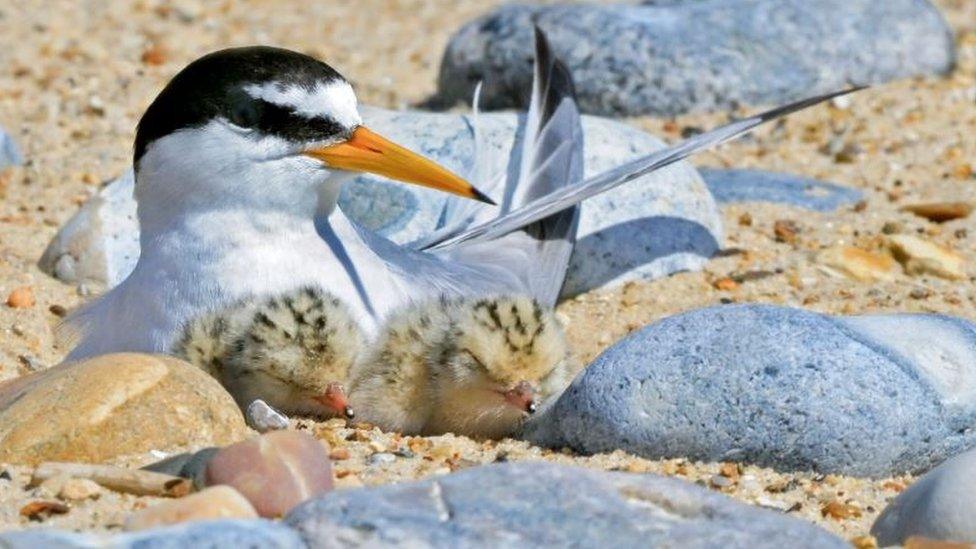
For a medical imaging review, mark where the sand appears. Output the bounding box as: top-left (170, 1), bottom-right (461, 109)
top-left (0, 0), bottom-right (974, 543)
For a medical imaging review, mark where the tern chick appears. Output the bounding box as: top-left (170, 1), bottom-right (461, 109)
top-left (177, 286), bottom-right (363, 419)
top-left (350, 295), bottom-right (573, 438)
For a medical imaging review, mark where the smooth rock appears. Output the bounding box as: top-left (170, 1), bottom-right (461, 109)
top-left (40, 107), bottom-right (720, 298)
top-left (205, 430), bottom-right (333, 517)
top-left (700, 169), bottom-right (863, 212)
top-left (143, 447), bottom-right (219, 490)
top-left (246, 399), bottom-right (289, 433)
top-left (872, 447), bottom-right (976, 546)
top-left (817, 246), bottom-right (898, 282)
top-left (524, 304), bottom-right (976, 477)
top-left (58, 478), bottom-right (102, 501)
top-left (125, 486), bottom-right (258, 531)
top-left (286, 461), bottom-right (845, 548)
top-left (0, 519), bottom-right (304, 548)
top-left (888, 234), bottom-right (966, 280)
top-left (0, 353), bottom-right (248, 465)
top-left (436, 0), bottom-right (953, 116)
top-left (0, 124), bottom-right (22, 167)
top-left (902, 202), bottom-right (973, 223)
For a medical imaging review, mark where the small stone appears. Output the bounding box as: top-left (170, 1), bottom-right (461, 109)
top-left (713, 278), bottom-right (739, 291)
top-left (821, 500), bottom-right (862, 520)
top-left (6, 286), bottom-right (34, 309)
top-left (817, 246), bottom-right (898, 282)
top-left (882, 221), bottom-right (906, 235)
top-left (738, 212), bottom-right (753, 226)
top-left (20, 500), bottom-right (69, 521)
top-left (903, 537), bottom-right (973, 549)
top-left (902, 202), bottom-right (973, 223)
top-left (367, 453), bottom-right (396, 466)
top-left (719, 462), bottom-right (741, 480)
top-left (393, 447), bottom-right (416, 459)
top-left (48, 304), bottom-right (67, 317)
top-left (888, 234), bottom-right (965, 280)
top-left (205, 430), bottom-right (333, 517)
top-left (709, 474), bottom-right (733, 488)
top-left (58, 478), bottom-right (101, 501)
top-left (329, 448), bottom-right (350, 460)
top-left (850, 535), bottom-right (878, 549)
top-left (17, 354), bottom-right (44, 372)
top-left (124, 485), bottom-right (257, 531)
top-left (909, 287), bottom-right (933, 300)
top-left (246, 399), bottom-right (289, 433)
top-left (773, 220), bottom-right (799, 244)
top-left (141, 44), bottom-right (168, 65)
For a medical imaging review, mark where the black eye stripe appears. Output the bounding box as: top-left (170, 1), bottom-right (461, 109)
top-left (249, 99), bottom-right (348, 143)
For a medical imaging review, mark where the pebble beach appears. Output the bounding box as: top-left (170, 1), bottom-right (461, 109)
top-left (0, 0), bottom-right (974, 545)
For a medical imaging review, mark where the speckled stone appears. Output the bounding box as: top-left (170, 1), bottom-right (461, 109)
top-left (872, 447), bottom-right (976, 545)
top-left (0, 520), bottom-right (304, 548)
top-left (0, 125), bottom-right (21, 167)
top-left (286, 461), bottom-right (845, 548)
top-left (700, 169), bottom-right (863, 212)
top-left (436, 0), bottom-right (954, 116)
top-left (524, 304), bottom-right (976, 477)
top-left (0, 353), bottom-right (248, 466)
top-left (40, 107), bottom-right (720, 297)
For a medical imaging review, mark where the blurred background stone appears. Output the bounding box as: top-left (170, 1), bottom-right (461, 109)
top-left (436, 0), bottom-right (954, 116)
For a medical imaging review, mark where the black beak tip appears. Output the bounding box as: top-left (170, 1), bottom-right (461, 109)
top-left (344, 406), bottom-right (355, 419)
top-left (471, 186), bottom-right (497, 206)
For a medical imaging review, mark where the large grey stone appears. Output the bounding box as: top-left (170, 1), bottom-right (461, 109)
top-left (436, 0), bottom-right (954, 116)
top-left (0, 520), bottom-right (304, 548)
top-left (285, 461), bottom-right (845, 548)
top-left (0, 124), bottom-right (22, 167)
top-left (872, 447), bottom-right (976, 546)
top-left (700, 169), bottom-right (863, 212)
top-left (524, 304), bottom-right (976, 477)
top-left (40, 107), bottom-right (720, 296)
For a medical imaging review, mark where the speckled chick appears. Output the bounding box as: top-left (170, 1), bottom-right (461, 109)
top-left (176, 286), bottom-right (363, 418)
top-left (349, 295), bottom-right (573, 438)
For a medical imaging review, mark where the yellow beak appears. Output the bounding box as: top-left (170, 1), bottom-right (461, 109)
top-left (304, 126), bottom-right (494, 204)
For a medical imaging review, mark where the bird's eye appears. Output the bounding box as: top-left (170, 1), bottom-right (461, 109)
top-left (228, 98), bottom-right (262, 128)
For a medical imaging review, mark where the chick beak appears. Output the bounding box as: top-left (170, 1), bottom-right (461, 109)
top-left (502, 381), bottom-right (537, 414)
top-left (314, 382), bottom-right (355, 419)
top-left (303, 126), bottom-right (495, 205)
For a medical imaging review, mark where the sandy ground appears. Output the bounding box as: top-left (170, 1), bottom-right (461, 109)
top-left (0, 0), bottom-right (974, 543)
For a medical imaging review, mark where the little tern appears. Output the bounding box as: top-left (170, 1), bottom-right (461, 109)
top-left (64, 28), bottom-right (858, 421)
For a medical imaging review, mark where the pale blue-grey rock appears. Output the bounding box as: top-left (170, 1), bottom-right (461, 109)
top-left (872, 447), bottom-right (976, 545)
top-left (0, 124), bottom-right (22, 167)
top-left (286, 461), bottom-right (845, 548)
top-left (524, 304), bottom-right (976, 477)
top-left (700, 169), bottom-right (862, 212)
top-left (436, 0), bottom-right (954, 116)
top-left (39, 107), bottom-right (720, 296)
top-left (0, 520), bottom-right (304, 549)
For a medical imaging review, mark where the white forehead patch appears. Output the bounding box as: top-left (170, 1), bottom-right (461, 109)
top-left (243, 79), bottom-right (362, 129)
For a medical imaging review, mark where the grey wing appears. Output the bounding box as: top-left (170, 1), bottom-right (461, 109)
top-left (424, 26), bottom-right (585, 307)
top-left (427, 86), bottom-right (866, 250)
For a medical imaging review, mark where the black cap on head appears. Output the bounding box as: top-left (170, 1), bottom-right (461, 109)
top-left (134, 46), bottom-right (352, 166)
